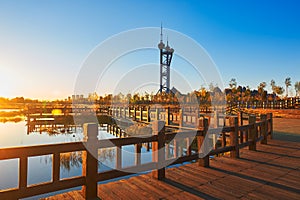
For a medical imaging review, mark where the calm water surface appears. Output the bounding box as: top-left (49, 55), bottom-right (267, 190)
top-left (0, 121), bottom-right (152, 199)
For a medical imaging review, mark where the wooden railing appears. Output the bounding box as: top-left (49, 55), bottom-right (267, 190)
top-left (109, 106), bottom-right (227, 127)
top-left (0, 142), bottom-right (86, 199)
top-left (228, 96), bottom-right (300, 109)
top-left (0, 113), bottom-right (273, 200)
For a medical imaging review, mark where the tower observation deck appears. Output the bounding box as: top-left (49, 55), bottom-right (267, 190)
top-left (158, 26), bottom-right (174, 94)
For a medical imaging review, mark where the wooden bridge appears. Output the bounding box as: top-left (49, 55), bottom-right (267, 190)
top-left (0, 111), bottom-right (281, 199)
top-left (43, 139), bottom-right (300, 200)
top-left (24, 104), bottom-right (224, 136)
top-left (25, 104), bottom-right (228, 134)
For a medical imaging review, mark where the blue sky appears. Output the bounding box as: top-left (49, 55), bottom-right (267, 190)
top-left (0, 0), bottom-right (299, 99)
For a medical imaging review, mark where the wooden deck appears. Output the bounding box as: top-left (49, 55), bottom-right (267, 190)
top-left (42, 139), bottom-right (300, 200)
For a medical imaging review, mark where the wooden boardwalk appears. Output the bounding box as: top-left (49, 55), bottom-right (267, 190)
top-left (42, 139), bottom-right (300, 200)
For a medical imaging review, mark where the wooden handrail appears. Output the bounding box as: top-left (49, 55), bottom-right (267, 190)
top-left (0, 142), bottom-right (85, 160)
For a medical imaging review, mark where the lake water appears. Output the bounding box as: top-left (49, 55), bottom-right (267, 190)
top-left (0, 121), bottom-right (152, 199)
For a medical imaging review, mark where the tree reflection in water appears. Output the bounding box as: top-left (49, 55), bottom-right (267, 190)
top-left (60, 151), bottom-right (83, 171)
top-left (37, 147), bottom-right (116, 172)
top-left (98, 148), bottom-right (115, 163)
top-left (57, 148), bottom-right (115, 172)
top-left (0, 110), bottom-right (24, 123)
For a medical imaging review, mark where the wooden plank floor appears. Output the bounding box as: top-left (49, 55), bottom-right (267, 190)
top-left (42, 139), bottom-right (300, 200)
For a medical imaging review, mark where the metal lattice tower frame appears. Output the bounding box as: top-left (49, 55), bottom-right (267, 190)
top-left (158, 26), bottom-right (174, 94)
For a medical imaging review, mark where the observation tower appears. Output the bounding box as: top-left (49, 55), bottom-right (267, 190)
top-left (158, 25), bottom-right (174, 94)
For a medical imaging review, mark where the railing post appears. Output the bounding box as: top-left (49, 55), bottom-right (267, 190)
top-left (152, 120), bottom-right (165, 180)
top-left (129, 107), bottom-right (132, 118)
top-left (195, 108), bottom-right (199, 121)
top-left (267, 113), bottom-right (273, 139)
top-left (53, 153), bottom-right (60, 183)
top-left (19, 157), bottom-right (28, 192)
top-left (155, 108), bottom-right (159, 121)
top-left (146, 107), bottom-right (150, 122)
top-left (139, 107), bottom-right (143, 122)
top-left (111, 107), bottom-right (115, 117)
top-left (248, 115), bottom-right (256, 151)
top-left (82, 123), bottom-right (99, 200)
top-left (116, 145), bottom-right (122, 169)
top-left (213, 110), bottom-right (218, 128)
top-left (123, 107), bottom-right (126, 119)
top-left (260, 114), bottom-right (268, 145)
top-left (133, 107), bottom-right (137, 121)
top-left (119, 107), bottom-right (121, 118)
top-left (229, 116), bottom-right (239, 158)
top-left (186, 137), bottom-right (192, 156)
top-left (198, 118), bottom-right (209, 167)
top-left (165, 107), bottom-right (170, 126)
top-left (135, 143), bottom-right (142, 166)
top-left (238, 111), bottom-right (243, 126)
top-left (179, 108), bottom-right (183, 127)
top-left (173, 139), bottom-right (178, 158)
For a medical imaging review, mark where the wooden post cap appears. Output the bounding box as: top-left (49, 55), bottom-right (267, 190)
top-left (83, 123), bottom-right (98, 141)
top-left (152, 120), bottom-right (165, 134)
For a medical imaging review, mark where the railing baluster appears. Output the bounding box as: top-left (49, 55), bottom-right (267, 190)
top-left (229, 116), bottom-right (239, 158)
top-left (260, 114), bottom-right (268, 144)
top-left (165, 107), bottom-right (170, 126)
top-left (249, 115), bottom-right (256, 151)
top-left (82, 123), bottom-right (98, 200)
top-left (19, 157), bottom-right (28, 189)
top-left (116, 146), bottom-right (122, 169)
top-left (152, 120), bottom-right (165, 180)
top-left (240, 130), bottom-right (244, 144)
top-left (268, 113), bottom-right (273, 139)
top-left (198, 118), bottom-right (209, 167)
top-left (178, 140), bottom-right (183, 157)
top-left (186, 137), bottom-right (192, 156)
top-left (173, 139), bottom-right (178, 158)
top-left (165, 143), bottom-right (170, 159)
top-left (222, 132), bottom-right (226, 147)
top-left (53, 153), bottom-right (60, 182)
top-left (135, 143), bottom-right (141, 166)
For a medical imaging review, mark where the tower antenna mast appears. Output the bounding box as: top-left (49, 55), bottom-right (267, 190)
top-left (160, 23), bottom-right (163, 42)
top-left (158, 25), bottom-right (174, 94)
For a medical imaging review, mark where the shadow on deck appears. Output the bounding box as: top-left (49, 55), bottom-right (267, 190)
top-left (42, 139), bottom-right (300, 200)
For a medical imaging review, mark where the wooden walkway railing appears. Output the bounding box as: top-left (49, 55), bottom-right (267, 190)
top-left (0, 113), bottom-right (273, 200)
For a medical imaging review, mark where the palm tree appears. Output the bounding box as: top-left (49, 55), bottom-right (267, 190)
top-left (258, 82), bottom-right (267, 90)
top-left (228, 78), bottom-right (237, 107)
top-left (270, 79), bottom-right (276, 94)
top-left (258, 82), bottom-right (267, 103)
top-left (295, 81), bottom-right (300, 97)
top-left (133, 93), bottom-right (140, 104)
top-left (229, 78), bottom-right (237, 89)
top-left (274, 86), bottom-right (285, 97)
top-left (285, 77), bottom-right (291, 97)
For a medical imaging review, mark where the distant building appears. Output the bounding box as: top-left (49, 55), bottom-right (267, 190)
top-left (170, 87), bottom-right (182, 96)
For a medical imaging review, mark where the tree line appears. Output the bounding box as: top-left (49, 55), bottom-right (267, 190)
top-left (1, 77), bottom-right (300, 107)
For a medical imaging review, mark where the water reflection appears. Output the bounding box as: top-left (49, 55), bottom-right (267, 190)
top-left (60, 151), bottom-right (82, 171)
top-left (0, 114), bottom-right (154, 193)
top-left (0, 110), bottom-right (24, 123)
top-left (57, 148), bottom-right (117, 172)
top-left (98, 148), bottom-right (115, 163)
top-left (0, 124), bottom-right (120, 191)
top-left (27, 124), bottom-right (76, 136)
